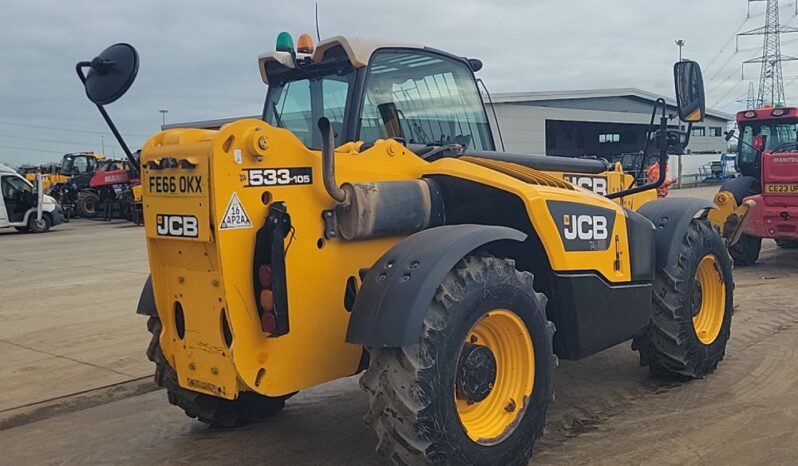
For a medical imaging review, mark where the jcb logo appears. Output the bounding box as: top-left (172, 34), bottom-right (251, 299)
top-left (156, 214), bottom-right (199, 238)
top-left (564, 174), bottom-right (608, 196)
top-left (563, 215), bottom-right (609, 241)
top-left (548, 200), bottom-right (616, 251)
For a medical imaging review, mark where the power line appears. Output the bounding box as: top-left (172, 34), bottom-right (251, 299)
top-left (740, 0), bottom-right (798, 106)
top-left (0, 144), bottom-right (65, 155)
top-left (0, 132), bottom-right (137, 149)
top-left (0, 120), bottom-right (150, 138)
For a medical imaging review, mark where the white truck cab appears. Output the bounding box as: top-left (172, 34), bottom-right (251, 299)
top-left (0, 164), bottom-right (63, 233)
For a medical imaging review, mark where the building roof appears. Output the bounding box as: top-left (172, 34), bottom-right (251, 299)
top-left (490, 88), bottom-right (735, 121)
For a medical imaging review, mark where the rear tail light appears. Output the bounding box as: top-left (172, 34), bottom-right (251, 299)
top-left (258, 264), bottom-right (273, 289)
top-left (258, 264), bottom-right (277, 333)
top-left (253, 202), bottom-right (291, 337)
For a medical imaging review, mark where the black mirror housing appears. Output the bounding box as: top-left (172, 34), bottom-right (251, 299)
top-left (80, 43), bottom-right (139, 105)
top-left (673, 60), bottom-right (706, 123)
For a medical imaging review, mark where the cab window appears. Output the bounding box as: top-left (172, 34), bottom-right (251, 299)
top-left (358, 49), bottom-right (494, 150)
top-left (2, 176), bottom-right (32, 198)
top-left (740, 121), bottom-right (798, 164)
top-left (264, 73), bottom-right (354, 148)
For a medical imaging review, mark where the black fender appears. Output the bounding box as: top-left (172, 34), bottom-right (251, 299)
top-left (136, 275), bottom-right (157, 316)
top-left (719, 176), bottom-right (760, 204)
top-left (346, 224), bottom-right (527, 347)
top-left (637, 197), bottom-right (714, 271)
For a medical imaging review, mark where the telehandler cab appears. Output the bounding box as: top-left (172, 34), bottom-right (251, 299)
top-left (708, 106), bottom-right (798, 265)
top-left (78, 35), bottom-right (734, 465)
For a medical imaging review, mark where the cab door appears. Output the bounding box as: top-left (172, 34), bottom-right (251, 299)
top-left (1, 175), bottom-right (34, 223)
top-left (0, 175), bottom-right (8, 226)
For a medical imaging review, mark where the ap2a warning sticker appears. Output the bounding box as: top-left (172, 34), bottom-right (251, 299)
top-left (220, 192), bottom-right (252, 230)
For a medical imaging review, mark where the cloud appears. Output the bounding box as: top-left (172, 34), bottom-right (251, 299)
top-left (0, 0), bottom-right (780, 165)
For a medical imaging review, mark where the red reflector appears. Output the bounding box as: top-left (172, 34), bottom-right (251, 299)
top-left (261, 311), bottom-right (277, 334)
top-left (258, 265), bottom-right (273, 289)
top-left (260, 289), bottom-right (274, 310)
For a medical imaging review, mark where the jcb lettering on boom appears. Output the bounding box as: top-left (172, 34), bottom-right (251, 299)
top-left (147, 175), bottom-right (203, 195)
top-left (564, 174), bottom-right (608, 196)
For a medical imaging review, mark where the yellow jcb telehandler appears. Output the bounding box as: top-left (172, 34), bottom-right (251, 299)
top-left (78, 35), bottom-right (736, 465)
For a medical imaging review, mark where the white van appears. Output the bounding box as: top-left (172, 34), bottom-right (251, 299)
top-left (0, 164), bottom-right (63, 233)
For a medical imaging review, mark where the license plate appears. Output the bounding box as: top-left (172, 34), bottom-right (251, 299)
top-left (145, 174), bottom-right (206, 196)
top-left (765, 183), bottom-right (798, 194)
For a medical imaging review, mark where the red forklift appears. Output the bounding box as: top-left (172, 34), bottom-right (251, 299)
top-left (721, 105), bottom-right (798, 264)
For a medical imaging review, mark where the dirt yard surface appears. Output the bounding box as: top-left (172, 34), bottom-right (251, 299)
top-left (1, 189), bottom-right (796, 465)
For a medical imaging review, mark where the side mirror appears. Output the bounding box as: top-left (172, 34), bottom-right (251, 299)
top-left (77, 43), bottom-right (139, 105)
top-left (724, 129), bottom-right (736, 142)
top-left (673, 60), bottom-right (705, 123)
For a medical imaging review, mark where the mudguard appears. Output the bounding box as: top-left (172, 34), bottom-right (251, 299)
top-left (637, 197), bottom-right (714, 270)
top-left (136, 275), bottom-right (157, 316)
top-left (346, 224), bottom-right (526, 347)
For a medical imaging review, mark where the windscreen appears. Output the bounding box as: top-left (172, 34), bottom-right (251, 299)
top-left (740, 120), bottom-right (798, 164)
top-left (358, 50), bottom-right (493, 150)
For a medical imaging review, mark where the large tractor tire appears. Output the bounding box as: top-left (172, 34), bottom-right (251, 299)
top-left (146, 316), bottom-right (289, 427)
top-left (360, 254), bottom-right (555, 466)
top-left (720, 176), bottom-right (762, 266)
top-left (729, 234), bottom-right (762, 266)
top-left (776, 239), bottom-right (798, 249)
top-left (634, 218), bottom-right (734, 378)
top-left (76, 191), bottom-right (100, 218)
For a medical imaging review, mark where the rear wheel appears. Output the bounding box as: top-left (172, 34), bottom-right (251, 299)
top-left (776, 239), bottom-right (798, 249)
top-left (146, 316), bottom-right (289, 427)
top-left (361, 254), bottom-right (555, 465)
top-left (634, 218), bottom-right (733, 378)
top-left (76, 191), bottom-right (100, 218)
top-left (729, 234), bottom-right (762, 266)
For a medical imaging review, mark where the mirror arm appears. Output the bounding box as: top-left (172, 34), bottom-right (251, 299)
top-left (607, 98), bottom-right (669, 199)
top-left (76, 62), bottom-right (140, 177)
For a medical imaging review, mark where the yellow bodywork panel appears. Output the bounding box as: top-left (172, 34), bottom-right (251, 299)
top-left (140, 119), bottom-right (648, 399)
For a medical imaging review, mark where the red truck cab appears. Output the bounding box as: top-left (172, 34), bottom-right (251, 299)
top-left (728, 106), bottom-right (798, 263)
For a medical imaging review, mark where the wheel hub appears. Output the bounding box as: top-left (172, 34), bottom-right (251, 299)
top-left (456, 343), bottom-right (497, 403)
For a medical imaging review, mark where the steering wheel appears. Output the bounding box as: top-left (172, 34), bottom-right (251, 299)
top-left (771, 142), bottom-right (798, 153)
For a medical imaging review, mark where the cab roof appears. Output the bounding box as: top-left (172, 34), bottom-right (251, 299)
top-left (0, 163), bottom-right (16, 174)
top-left (257, 36), bottom-right (424, 85)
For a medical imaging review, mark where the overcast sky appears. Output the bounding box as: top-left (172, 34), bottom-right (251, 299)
top-left (1, 0), bottom-right (795, 166)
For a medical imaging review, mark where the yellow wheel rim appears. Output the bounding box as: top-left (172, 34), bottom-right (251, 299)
top-left (455, 310), bottom-right (534, 445)
top-left (692, 255), bottom-right (726, 345)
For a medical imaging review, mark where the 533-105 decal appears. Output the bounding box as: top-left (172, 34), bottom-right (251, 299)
top-left (242, 167), bottom-right (312, 187)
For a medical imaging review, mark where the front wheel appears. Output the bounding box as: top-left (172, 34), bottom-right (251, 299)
top-left (76, 191), bottom-right (100, 218)
top-left (360, 254), bottom-right (555, 466)
top-left (634, 218), bottom-right (734, 378)
top-left (27, 214), bottom-right (51, 233)
top-left (729, 234), bottom-right (761, 266)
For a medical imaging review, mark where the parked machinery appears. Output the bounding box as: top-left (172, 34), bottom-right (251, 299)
top-left (710, 106), bottom-right (798, 264)
top-left (1, 164), bottom-right (63, 233)
top-left (78, 36), bottom-right (739, 465)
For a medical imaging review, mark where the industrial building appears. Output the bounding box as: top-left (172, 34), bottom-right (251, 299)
top-left (488, 88), bottom-right (733, 156)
